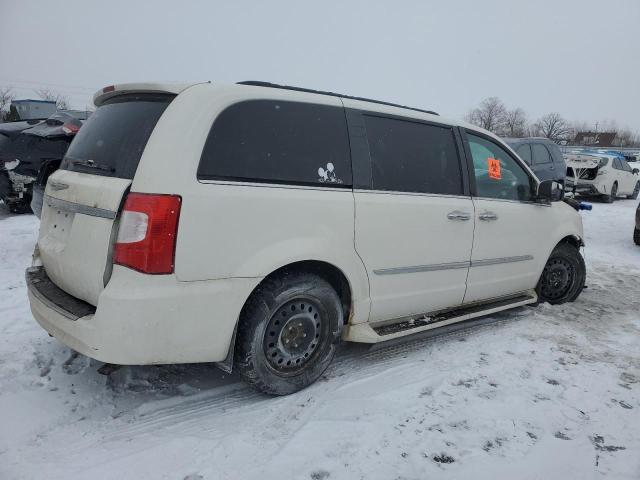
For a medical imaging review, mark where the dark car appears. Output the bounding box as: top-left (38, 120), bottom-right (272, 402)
top-left (0, 119), bottom-right (45, 212)
top-left (635, 202), bottom-right (640, 245)
top-left (0, 112), bottom-right (84, 215)
top-left (504, 137), bottom-right (566, 183)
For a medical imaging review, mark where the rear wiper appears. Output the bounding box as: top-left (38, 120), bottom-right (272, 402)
top-left (71, 159), bottom-right (115, 173)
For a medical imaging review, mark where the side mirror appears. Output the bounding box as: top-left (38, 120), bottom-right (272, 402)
top-left (633, 168), bottom-right (639, 175)
top-left (537, 180), bottom-right (564, 202)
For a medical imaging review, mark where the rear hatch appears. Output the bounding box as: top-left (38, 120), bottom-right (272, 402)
top-left (564, 154), bottom-right (604, 182)
top-left (38, 92), bottom-right (175, 305)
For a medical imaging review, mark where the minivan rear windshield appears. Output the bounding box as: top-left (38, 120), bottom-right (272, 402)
top-left (60, 93), bottom-right (174, 179)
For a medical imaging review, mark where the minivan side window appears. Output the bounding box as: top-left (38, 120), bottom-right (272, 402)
top-left (467, 133), bottom-right (534, 202)
top-left (198, 100), bottom-right (352, 187)
top-left (364, 115), bottom-right (463, 195)
top-left (532, 144), bottom-right (552, 164)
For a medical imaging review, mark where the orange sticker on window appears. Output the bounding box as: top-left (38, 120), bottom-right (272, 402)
top-left (487, 158), bottom-right (501, 180)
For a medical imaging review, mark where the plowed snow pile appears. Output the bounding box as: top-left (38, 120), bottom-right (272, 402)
top-left (1, 200), bottom-right (639, 480)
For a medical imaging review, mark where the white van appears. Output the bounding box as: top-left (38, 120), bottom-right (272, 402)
top-left (27, 82), bottom-right (586, 394)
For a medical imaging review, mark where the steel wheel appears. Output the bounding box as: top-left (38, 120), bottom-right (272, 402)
top-left (263, 298), bottom-right (324, 374)
top-left (235, 271), bottom-right (343, 395)
top-left (540, 257), bottom-right (575, 301)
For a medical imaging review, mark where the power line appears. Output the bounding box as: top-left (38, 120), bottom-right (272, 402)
top-left (0, 77), bottom-right (98, 93)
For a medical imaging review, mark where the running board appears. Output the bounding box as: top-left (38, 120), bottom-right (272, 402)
top-left (343, 293), bottom-right (537, 343)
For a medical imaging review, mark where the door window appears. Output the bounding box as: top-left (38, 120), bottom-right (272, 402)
top-left (515, 144), bottom-right (532, 165)
top-left (364, 115), bottom-right (463, 195)
top-left (198, 100), bottom-right (352, 187)
top-left (467, 133), bottom-right (534, 202)
top-left (532, 144), bottom-right (552, 164)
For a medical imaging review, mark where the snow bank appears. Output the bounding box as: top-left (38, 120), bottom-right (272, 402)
top-left (0, 200), bottom-right (639, 479)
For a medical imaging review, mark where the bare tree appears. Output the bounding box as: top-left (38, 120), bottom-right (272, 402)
top-left (0, 87), bottom-right (15, 122)
top-left (533, 113), bottom-right (572, 143)
top-left (35, 88), bottom-right (70, 110)
top-left (465, 97), bottom-right (507, 134)
top-left (613, 127), bottom-right (640, 147)
top-left (502, 108), bottom-right (527, 137)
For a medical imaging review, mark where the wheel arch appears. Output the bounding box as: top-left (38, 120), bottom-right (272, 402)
top-left (217, 259), bottom-right (356, 374)
top-left (251, 260), bottom-right (354, 324)
top-left (557, 234), bottom-right (584, 249)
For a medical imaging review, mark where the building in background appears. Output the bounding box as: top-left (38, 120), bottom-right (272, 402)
top-left (572, 131), bottom-right (617, 147)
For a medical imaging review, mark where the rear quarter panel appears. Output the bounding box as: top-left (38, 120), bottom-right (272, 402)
top-left (130, 84), bottom-right (371, 323)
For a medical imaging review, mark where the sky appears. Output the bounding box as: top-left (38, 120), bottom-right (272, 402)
top-left (1, 0), bottom-right (639, 132)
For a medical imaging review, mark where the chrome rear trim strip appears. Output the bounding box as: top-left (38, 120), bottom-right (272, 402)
top-left (45, 195), bottom-right (116, 220)
top-left (374, 261), bottom-right (470, 276)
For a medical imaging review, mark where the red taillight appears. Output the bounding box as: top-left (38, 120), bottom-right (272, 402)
top-left (62, 123), bottom-right (80, 135)
top-left (114, 193), bottom-right (182, 274)
top-left (103, 85), bottom-right (115, 93)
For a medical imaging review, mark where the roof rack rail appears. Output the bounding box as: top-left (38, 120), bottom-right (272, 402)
top-left (237, 81), bottom-right (439, 116)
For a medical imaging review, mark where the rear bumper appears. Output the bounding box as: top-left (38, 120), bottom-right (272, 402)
top-left (568, 181), bottom-right (604, 195)
top-left (27, 265), bottom-right (261, 365)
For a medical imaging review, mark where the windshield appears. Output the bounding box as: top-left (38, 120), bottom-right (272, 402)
top-left (60, 93), bottom-right (174, 179)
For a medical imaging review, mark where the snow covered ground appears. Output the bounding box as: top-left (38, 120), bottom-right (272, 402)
top-left (1, 199), bottom-right (639, 480)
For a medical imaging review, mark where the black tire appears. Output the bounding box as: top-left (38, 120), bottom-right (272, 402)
top-left (634, 227), bottom-right (640, 246)
top-left (536, 242), bottom-right (586, 304)
top-left (9, 201), bottom-right (33, 214)
top-left (235, 272), bottom-right (343, 395)
top-left (628, 182), bottom-right (640, 200)
top-left (602, 182), bottom-right (618, 203)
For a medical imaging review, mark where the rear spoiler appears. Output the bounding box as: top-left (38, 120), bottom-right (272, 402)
top-left (93, 82), bottom-right (201, 107)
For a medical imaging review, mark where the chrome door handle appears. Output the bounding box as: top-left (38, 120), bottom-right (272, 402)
top-left (447, 211), bottom-right (471, 221)
top-left (479, 212), bottom-right (498, 221)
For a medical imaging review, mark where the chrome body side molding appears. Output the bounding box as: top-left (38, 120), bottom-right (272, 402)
top-left (373, 255), bottom-right (534, 276)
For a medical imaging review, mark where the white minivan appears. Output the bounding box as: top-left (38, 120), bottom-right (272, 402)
top-left (27, 81), bottom-right (586, 394)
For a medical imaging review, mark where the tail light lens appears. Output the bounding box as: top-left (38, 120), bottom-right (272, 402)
top-left (62, 123), bottom-right (80, 135)
top-left (114, 193), bottom-right (181, 274)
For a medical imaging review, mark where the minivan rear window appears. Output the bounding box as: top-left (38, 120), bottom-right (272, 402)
top-left (61, 93), bottom-right (174, 179)
top-left (198, 100), bottom-right (352, 187)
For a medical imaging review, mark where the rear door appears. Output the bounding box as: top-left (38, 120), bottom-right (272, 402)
top-left (619, 159), bottom-right (637, 194)
top-left (351, 110), bottom-right (474, 322)
top-left (38, 93), bottom-right (174, 305)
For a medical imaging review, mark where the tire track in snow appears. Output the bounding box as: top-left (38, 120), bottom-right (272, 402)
top-left (96, 312), bottom-right (530, 445)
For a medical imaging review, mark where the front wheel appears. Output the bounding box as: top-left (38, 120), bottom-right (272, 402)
top-left (537, 243), bottom-right (586, 304)
top-left (235, 272), bottom-right (343, 395)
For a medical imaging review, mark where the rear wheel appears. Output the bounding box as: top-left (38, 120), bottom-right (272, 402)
top-left (634, 228), bottom-right (640, 246)
top-left (235, 272), bottom-right (343, 395)
top-left (537, 243), bottom-right (586, 304)
top-left (602, 182), bottom-right (618, 203)
top-left (8, 200), bottom-right (32, 214)
top-left (628, 182), bottom-right (640, 200)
